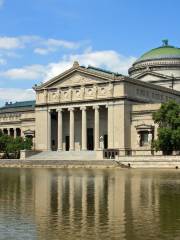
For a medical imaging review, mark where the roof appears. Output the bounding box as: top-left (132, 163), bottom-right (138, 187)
top-left (86, 65), bottom-right (122, 77)
top-left (0, 100), bottom-right (35, 111)
top-left (136, 41), bottom-right (180, 63)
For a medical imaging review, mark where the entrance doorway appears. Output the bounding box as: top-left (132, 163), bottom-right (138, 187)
top-left (87, 128), bottom-right (94, 150)
top-left (65, 136), bottom-right (69, 151)
top-left (104, 134), bottom-right (108, 149)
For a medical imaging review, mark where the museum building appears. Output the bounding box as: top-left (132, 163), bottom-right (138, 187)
top-left (0, 41), bottom-right (180, 158)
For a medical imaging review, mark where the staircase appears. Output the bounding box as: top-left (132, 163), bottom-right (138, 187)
top-left (27, 151), bottom-right (99, 161)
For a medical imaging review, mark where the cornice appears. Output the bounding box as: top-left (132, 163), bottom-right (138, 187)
top-left (134, 57), bottom-right (180, 66)
top-left (129, 58), bottom-right (180, 76)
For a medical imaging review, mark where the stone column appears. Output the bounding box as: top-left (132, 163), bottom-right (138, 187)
top-left (47, 109), bottom-right (51, 150)
top-left (94, 106), bottom-right (100, 150)
top-left (107, 103), bottom-right (114, 148)
top-left (69, 107), bottom-right (75, 151)
top-left (81, 106), bottom-right (87, 150)
top-left (7, 128), bottom-right (10, 136)
top-left (14, 128), bottom-right (17, 138)
top-left (57, 108), bottom-right (63, 151)
top-left (32, 137), bottom-right (35, 150)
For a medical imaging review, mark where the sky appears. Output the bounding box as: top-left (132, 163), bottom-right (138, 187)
top-left (0, 0), bottom-right (179, 105)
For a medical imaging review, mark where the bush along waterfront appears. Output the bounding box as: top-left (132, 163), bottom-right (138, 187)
top-left (0, 132), bottom-right (32, 159)
top-left (152, 100), bottom-right (180, 155)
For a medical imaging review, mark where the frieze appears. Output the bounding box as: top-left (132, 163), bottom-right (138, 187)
top-left (135, 86), bottom-right (176, 102)
top-left (84, 85), bottom-right (97, 99)
top-left (48, 90), bottom-right (59, 103)
top-left (60, 88), bottom-right (72, 102)
top-left (36, 80), bottom-right (118, 105)
top-left (72, 87), bottom-right (84, 101)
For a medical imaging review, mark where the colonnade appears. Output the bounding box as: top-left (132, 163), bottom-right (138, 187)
top-left (48, 105), bottom-right (103, 151)
top-left (0, 127), bottom-right (21, 138)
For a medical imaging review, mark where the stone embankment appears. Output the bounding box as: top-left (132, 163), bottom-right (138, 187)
top-left (117, 155), bottom-right (180, 168)
top-left (1, 156), bottom-right (180, 169)
top-left (0, 159), bottom-right (119, 169)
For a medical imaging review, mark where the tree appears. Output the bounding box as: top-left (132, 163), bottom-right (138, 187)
top-left (152, 100), bottom-right (180, 155)
top-left (0, 135), bottom-right (32, 159)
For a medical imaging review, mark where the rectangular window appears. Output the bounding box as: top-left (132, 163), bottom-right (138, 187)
top-left (140, 131), bottom-right (149, 146)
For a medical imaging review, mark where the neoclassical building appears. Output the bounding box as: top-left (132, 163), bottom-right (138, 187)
top-left (1, 41), bottom-right (180, 159)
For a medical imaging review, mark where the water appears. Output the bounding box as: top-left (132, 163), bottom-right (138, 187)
top-left (0, 168), bottom-right (180, 240)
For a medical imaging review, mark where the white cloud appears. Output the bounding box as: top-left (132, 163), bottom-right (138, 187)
top-left (0, 49), bottom-right (136, 82)
top-left (0, 37), bottom-right (22, 50)
top-left (34, 38), bottom-right (80, 55)
top-left (0, 35), bottom-right (80, 53)
top-left (0, 64), bottom-right (46, 80)
top-left (0, 35), bottom-right (37, 50)
top-left (0, 88), bottom-right (35, 103)
top-left (34, 48), bottom-right (51, 55)
top-left (43, 49), bottom-right (136, 81)
top-left (0, 35), bottom-right (42, 50)
top-left (46, 39), bottom-right (79, 49)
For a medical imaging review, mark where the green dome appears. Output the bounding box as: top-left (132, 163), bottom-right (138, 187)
top-left (136, 41), bottom-right (180, 63)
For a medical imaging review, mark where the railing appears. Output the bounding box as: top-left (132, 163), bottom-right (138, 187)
top-left (103, 149), bottom-right (119, 159)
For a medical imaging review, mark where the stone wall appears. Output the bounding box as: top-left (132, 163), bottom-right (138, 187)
top-left (118, 155), bottom-right (180, 168)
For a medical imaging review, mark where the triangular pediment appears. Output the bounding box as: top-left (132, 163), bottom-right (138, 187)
top-left (23, 129), bottom-right (35, 136)
top-left (135, 124), bottom-right (154, 131)
top-left (135, 71), bottom-right (172, 82)
top-left (36, 66), bottom-right (113, 90)
top-left (51, 71), bottom-right (109, 88)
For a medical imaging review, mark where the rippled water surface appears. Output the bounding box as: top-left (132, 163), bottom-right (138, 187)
top-left (0, 168), bottom-right (180, 240)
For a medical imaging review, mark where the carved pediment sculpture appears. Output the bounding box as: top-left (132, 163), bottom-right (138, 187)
top-left (51, 72), bottom-right (108, 88)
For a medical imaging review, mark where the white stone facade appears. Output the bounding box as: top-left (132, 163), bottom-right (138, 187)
top-left (0, 61), bottom-right (180, 157)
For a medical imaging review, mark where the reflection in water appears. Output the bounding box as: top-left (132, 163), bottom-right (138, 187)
top-left (0, 169), bottom-right (180, 240)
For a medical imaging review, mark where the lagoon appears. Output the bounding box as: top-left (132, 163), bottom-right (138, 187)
top-left (0, 168), bottom-right (180, 240)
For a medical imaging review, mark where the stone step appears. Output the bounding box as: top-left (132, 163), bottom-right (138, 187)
top-left (27, 151), bottom-right (99, 161)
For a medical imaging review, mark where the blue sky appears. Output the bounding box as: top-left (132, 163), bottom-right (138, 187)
top-left (0, 0), bottom-right (179, 105)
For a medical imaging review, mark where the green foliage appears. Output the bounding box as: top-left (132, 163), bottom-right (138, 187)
top-left (0, 135), bottom-right (32, 159)
top-left (152, 100), bottom-right (180, 155)
top-left (23, 137), bottom-right (33, 150)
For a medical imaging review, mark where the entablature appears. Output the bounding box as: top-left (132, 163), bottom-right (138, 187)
top-left (0, 112), bottom-right (21, 123)
top-left (36, 81), bottom-right (119, 105)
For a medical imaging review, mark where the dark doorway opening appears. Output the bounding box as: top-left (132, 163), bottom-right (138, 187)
top-left (87, 128), bottom-right (94, 150)
top-left (65, 136), bottom-right (69, 151)
top-left (16, 128), bottom-right (21, 137)
top-left (51, 111), bottom-right (58, 151)
top-left (104, 134), bottom-right (108, 149)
